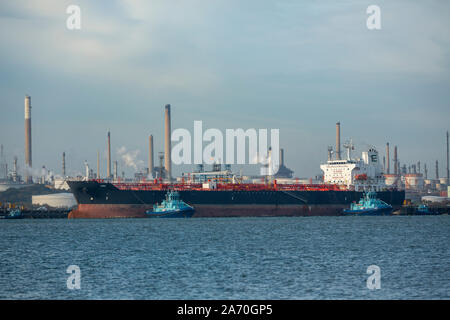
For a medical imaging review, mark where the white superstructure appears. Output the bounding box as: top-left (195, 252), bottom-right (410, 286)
top-left (320, 147), bottom-right (386, 191)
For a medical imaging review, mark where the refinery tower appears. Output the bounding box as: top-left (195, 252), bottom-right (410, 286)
top-left (24, 95), bottom-right (32, 183)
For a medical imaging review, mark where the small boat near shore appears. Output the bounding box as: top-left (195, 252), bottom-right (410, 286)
top-left (416, 204), bottom-right (440, 215)
top-left (145, 190), bottom-right (195, 218)
top-left (0, 209), bottom-right (24, 220)
top-left (343, 192), bottom-right (393, 216)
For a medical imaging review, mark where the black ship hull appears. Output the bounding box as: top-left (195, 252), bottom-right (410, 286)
top-left (67, 181), bottom-right (405, 218)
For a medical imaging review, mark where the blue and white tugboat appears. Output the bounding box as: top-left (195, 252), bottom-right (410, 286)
top-left (146, 190), bottom-right (195, 218)
top-left (343, 192), bottom-right (393, 216)
top-left (1, 208), bottom-right (23, 219)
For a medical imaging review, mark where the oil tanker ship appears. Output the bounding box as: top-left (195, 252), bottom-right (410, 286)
top-left (67, 142), bottom-right (404, 218)
top-left (67, 117), bottom-right (404, 218)
top-left (67, 179), bottom-right (404, 218)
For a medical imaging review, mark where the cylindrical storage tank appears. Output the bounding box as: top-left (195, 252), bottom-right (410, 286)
top-left (404, 174), bottom-right (424, 190)
top-left (32, 193), bottom-right (77, 208)
top-left (384, 174), bottom-right (398, 186)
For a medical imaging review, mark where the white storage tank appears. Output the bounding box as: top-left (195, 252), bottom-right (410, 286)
top-left (32, 193), bottom-right (77, 208)
top-left (384, 174), bottom-right (398, 186)
top-left (404, 173), bottom-right (424, 190)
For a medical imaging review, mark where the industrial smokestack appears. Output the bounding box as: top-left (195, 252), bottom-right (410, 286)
top-left (386, 143), bottom-right (390, 174)
top-left (114, 160), bottom-right (118, 180)
top-left (280, 148), bottom-right (284, 166)
top-left (97, 150), bottom-right (100, 179)
top-left (0, 144), bottom-right (4, 179)
top-left (24, 95), bottom-right (32, 183)
top-left (164, 104), bottom-right (172, 181)
top-left (84, 161), bottom-right (89, 180)
top-left (394, 146), bottom-right (398, 175)
top-left (62, 152), bottom-right (66, 176)
top-left (436, 160), bottom-right (439, 179)
top-left (107, 131), bottom-right (111, 179)
top-left (149, 135), bottom-right (154, 177)
top-left (447, 131), bottom-right (449, 182)
top-left (159, 152), bottom-right (164, 180)
top-left (335, 122), bottom-right (341, 160)
top-left (13, 156), bottom-right (18, 182)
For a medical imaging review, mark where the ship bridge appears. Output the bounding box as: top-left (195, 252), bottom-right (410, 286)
top-left (320, 148), bottom-right (385, 192)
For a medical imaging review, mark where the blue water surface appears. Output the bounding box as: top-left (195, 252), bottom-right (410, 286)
top-left (0, 216), bottom-right (449, 299)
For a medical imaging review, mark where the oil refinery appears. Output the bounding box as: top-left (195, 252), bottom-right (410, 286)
top-left (0, 95), bottom-right (449, 216)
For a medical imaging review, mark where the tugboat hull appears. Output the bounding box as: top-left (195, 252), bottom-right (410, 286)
top-left (146, 207), bottom-right (195, 218)
top-left (343, 207), bottom-right (393, 216)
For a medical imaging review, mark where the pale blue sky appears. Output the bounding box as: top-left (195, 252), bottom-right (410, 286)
top-left (0, 0), bottom-right (449, 178)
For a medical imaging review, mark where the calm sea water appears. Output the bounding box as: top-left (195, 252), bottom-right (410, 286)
top-left (0, 216), bottom-right (449, 300)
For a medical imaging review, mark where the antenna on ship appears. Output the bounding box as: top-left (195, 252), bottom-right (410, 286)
top-left (343, 139), bottom-right (354, 160)
top-left (327, 146), bottom-right (333, 161)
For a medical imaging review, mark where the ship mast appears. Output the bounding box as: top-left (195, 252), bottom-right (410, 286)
top-left (343, 139), bottom-right (354, 160)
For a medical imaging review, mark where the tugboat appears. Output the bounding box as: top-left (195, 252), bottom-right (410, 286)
top-left (416, 204), bottom-right (440, 215)
top-left (343, 191), bottom-right (393, 216)
top-left (1, 208), bottom-right (23, 220)
top-left (146, 190), bottom-right (195, 218)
